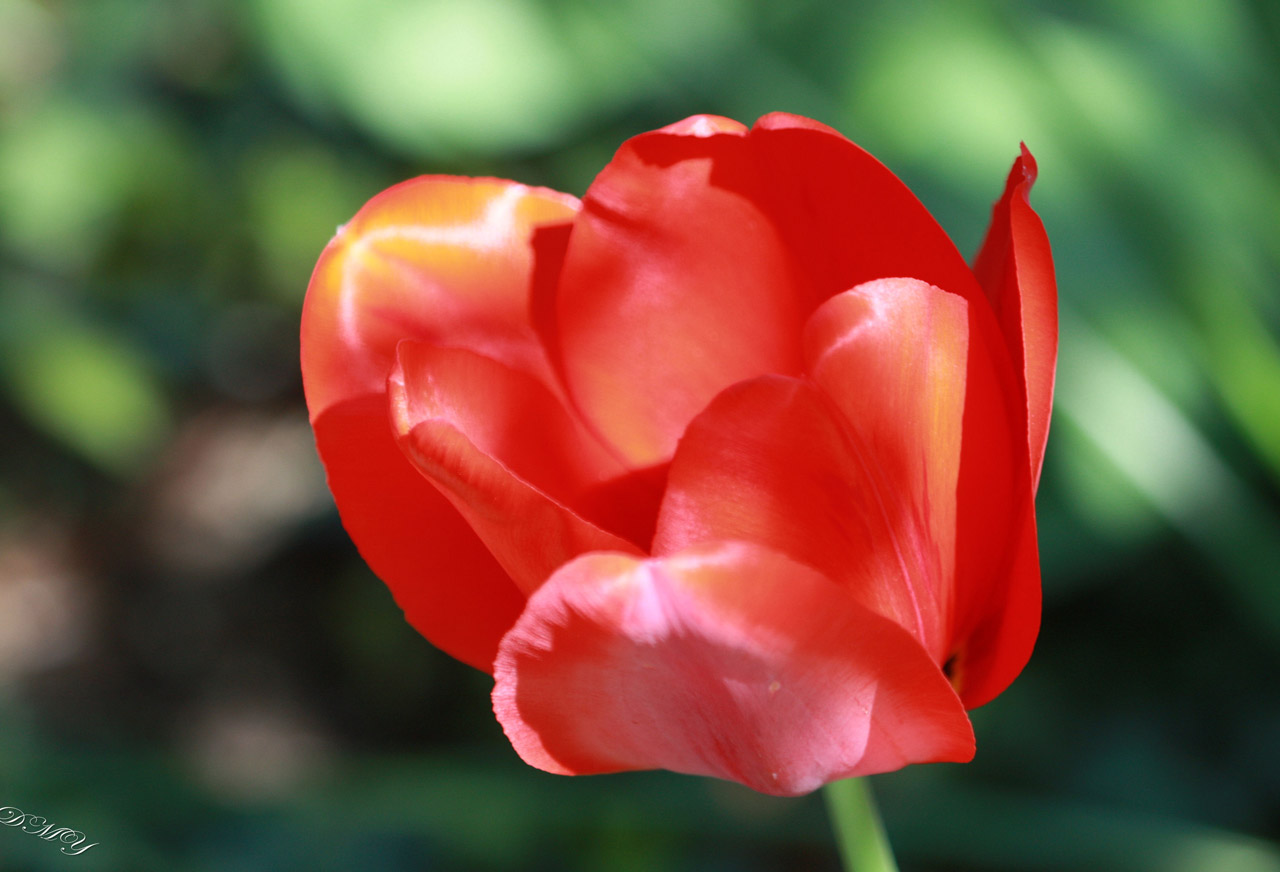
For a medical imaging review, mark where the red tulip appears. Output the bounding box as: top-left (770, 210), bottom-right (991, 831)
top-left (301, 113), bottom-right (1057, 796)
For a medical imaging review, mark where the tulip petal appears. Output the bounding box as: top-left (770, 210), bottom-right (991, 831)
top-left (493, 542), bottom-right (974, 797)
top-left (749, 113), bottom-right (987, 307)
top-left (303, 176), bottom-right (579, 416)
top-left (801, 279), bottom-right (969, 659)
top-left (311, 396), bottom-right (520, 671)
top-left (302, 177), bottom-right (578, 669)
top-left (389, 342), bottom-right (641, 595)
top-left (653, 374), bottom-right (950, 660)
top-left (554, 118), bottom-right (807, 467)
top-left (738, 124), bottom-right (1048, 690)
top-left (950, 503), bottom-right (1042, 709)
top-left (806, 278), bottom-right (1042, 709)
top-left (973, 146), bottom-right (1058, 489)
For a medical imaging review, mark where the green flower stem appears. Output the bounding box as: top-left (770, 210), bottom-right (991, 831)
top-left (823, 777), bottom-right (899, 872)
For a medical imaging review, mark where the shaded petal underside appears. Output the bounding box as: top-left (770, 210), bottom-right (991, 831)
top-left (311, 395), bottom-right (520, 670)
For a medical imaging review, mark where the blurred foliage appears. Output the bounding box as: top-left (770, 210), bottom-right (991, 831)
top-left (0, 0), bottom-right (1278, 869)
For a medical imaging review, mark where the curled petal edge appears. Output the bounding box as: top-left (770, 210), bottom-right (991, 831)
top-left (388, 342), bottom-right (640, 598)
top-left (973, 145), bottom-right (1058, 489)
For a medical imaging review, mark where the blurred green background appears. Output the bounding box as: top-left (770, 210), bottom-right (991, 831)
top-left (1, 0), bottom-right (1278, 869)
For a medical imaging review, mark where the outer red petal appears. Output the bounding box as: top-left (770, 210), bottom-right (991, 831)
top-left (302, 177), bottom-right (579, 670)
top-left (972, 146), bottom-right (1058, 489)
top-left (952, 503), bottom-right (1041, 709)
top-left (303, 176), bottom-right (579, 416)
top-left (311, 396), bottom-right (520, 671)
top-left (749, 113), bottom-right (988, 308)
top-left (652, 374), bottom-right (950, 660)
top-left (554, 117), bottom-right (806, 467)
top-left (493, 542), bottom-right (974, 797)
top-left (389, 343), bottom-right (642, 595)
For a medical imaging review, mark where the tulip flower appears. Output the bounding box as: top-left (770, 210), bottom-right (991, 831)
top-left (302, 113), bottom-right (1056, 800)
